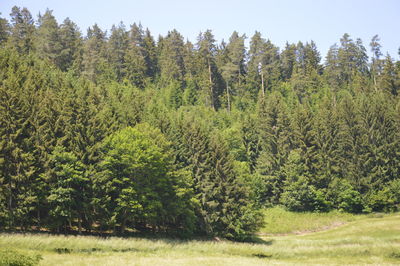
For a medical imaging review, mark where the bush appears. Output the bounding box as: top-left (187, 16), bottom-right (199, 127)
top-left (0, 250), bottom-right (42, 266)
top-left (326, 179), bottom-right (363, 213)
top-left (369, 179), bottom-right (400, 212)
top-left (280, 176), bottom-right (330, 212)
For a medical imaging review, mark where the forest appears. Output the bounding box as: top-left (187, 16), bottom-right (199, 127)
top-left (0, 6), bottom-right (399, 241)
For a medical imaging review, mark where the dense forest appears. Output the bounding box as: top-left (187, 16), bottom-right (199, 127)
top-left (0, 6), bottom-right (400, 240)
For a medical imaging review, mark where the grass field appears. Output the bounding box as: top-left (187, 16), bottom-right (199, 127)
top-left (260, 207), bottom-right (365, 235)
top-left (1, 209), bottom-right (399, 265)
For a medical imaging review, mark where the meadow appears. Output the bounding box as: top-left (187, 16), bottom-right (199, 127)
top-left (1, 209), bottom-right (399, 265)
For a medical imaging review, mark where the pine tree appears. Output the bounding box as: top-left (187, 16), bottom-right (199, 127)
top-left (290, 41), bottom-right (322, 102)
top-left (0, 51), bottom-right (37, 229)
top-left (246, 31), bottom-right (266, 98)
top-left (143, 28), bottom-right (158, 79)
top-left (357, 93), bottom-right (397, 199)
top-left (158, 29), bottom-right (186, 83)
top-left (280, 42), bottom-right (297, 81)
top-left (313, 96), bottom-right (341, 189)
top-left (107, 22), bottom-right (129, 81)
top-left (44, 147), bottom-right (87, 232)
top-left (58, 17), bottom-right (83, 71)
top-left (170, 113), bottom-right (262, 239)
top-left (124, 23), bottom-right (148, 88)
top-left (35, 9), bottom-right (63, 68)
top-left (337, 92), bottom-right (365, 192)
top-left (370, 34), bottom-right (383, 90)
top-left (205, 134), bottom-right (262, 239)
top-left (82, 24), bottom-right (114, 83)
top-left (324, 44), bottom-right (341, 90)
top-left (0, 13), bottom-right (9, 45)
top-left (290, 103), bottom-right (318, 182)
top-left (379, 54), bottom-right (398, 95)
top-left (8, 6), bottom-right (35, 53)
top-left (221, 31), bottom-right (246, 110)
top-left (255, 92), bottom-right (292, 205)
top-left (196, 30), bottom-right (221, 109)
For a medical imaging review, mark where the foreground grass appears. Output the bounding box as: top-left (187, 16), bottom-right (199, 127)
top-left (1, 212), bottom-right (399, 265)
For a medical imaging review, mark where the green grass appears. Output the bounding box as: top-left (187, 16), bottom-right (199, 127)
top-left (260, 206), bottom-right (365, 235)
top-left (1, 211), bottom-right (399, 265)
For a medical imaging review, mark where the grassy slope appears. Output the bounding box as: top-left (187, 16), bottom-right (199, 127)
top-left (1, 211), bottom-right (399, 265)
top-left (260, 207), bottom-right (363, 235)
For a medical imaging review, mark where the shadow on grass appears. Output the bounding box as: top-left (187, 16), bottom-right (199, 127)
top-left (239, 236), bottom-right (274, 245)
top-left (0, 229), bottom-right (275, 247)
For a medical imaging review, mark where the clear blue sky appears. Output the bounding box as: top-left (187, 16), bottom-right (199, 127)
top-left (1, 0), bottom-right (399, 60)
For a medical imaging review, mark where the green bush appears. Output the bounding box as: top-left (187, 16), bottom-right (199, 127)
top-left (369, 179), bottom-right (400, 212)
top-left (0, 250), bottom-right (42, 266)
top-left (280, 176), bottom-right (330, 212)
top-left (326, 179), bottom-right (363, 213)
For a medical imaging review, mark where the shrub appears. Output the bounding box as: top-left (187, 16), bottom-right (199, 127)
top-left (369, 179), bottom-right (400, 212)
top-left (326, 179), bottom-right (363, 213)
top-left (280, 176), bottom-right (329, 212)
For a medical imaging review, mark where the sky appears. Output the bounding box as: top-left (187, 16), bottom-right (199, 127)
top-left (1, 0), bottom-right (399, 60)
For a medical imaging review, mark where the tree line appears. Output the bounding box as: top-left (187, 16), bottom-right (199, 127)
top-left (0, 6), bottom-right (399, 240)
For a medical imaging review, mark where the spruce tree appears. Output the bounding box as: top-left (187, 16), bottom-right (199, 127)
top-left (8, 6), bottom-right (35, 53)
top-left (0, 13), bottom-right (9, 45)
top-left (44, 147), bottom-right (87, 232)
top-left (82, 24), bottom-right (113, 83)
top-left (107, 22), bottom-right (129, 81)
top-left (35, 9), bottom-right (63, 68)
top-left (196, 30), bottom-right (221, 109)
top-left (124, 23), bottom-right (148, 88)
top-left (0, 50), bottom-right (37, 228)
top-left (58, 18), bottom-right (83, 71)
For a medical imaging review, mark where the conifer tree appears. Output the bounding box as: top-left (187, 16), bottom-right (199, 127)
top-left (370, 34), bottom-right (383, 90)
top-left (246, 31), bottom-right (266, 98)
top-left (337, 92), bottom-right (365, 192)
top-left (58, 18), bottom-right (82, 71)
top-left (255, 92), bottom-right (292, 205)
top-left (124, 23), bottom-right (148, 87)
top-left (313, 96), bottom-right (341, 189)
top-left (143, 28), bottom-right (158, 79)
top-left (82, 24), bottom-right (113, 83)
top-left (221, 31), bottom-right (246, 110)
top-left (108, 22), bottom-right (129, 81)
top-left (35, 9), bottom-right (63, 68)
top-left (0, 51), bottom-right (37, 228)
top-left (158, 29), bottom-right (186, 83)
top-left (280, 42), bottom-right (297, 81)
top-left (44, 147), bottom-right (88, 232)
top-left (170, 113), bottom-right (262, 239)
top-left (0, 13), bottom-right (9, 45)
top-left (379, 54), bottom-right (398, 95)
top-left (8, 6), bottom-right (35, 53)
top-left (196, 30), bottom-right (221, 109)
